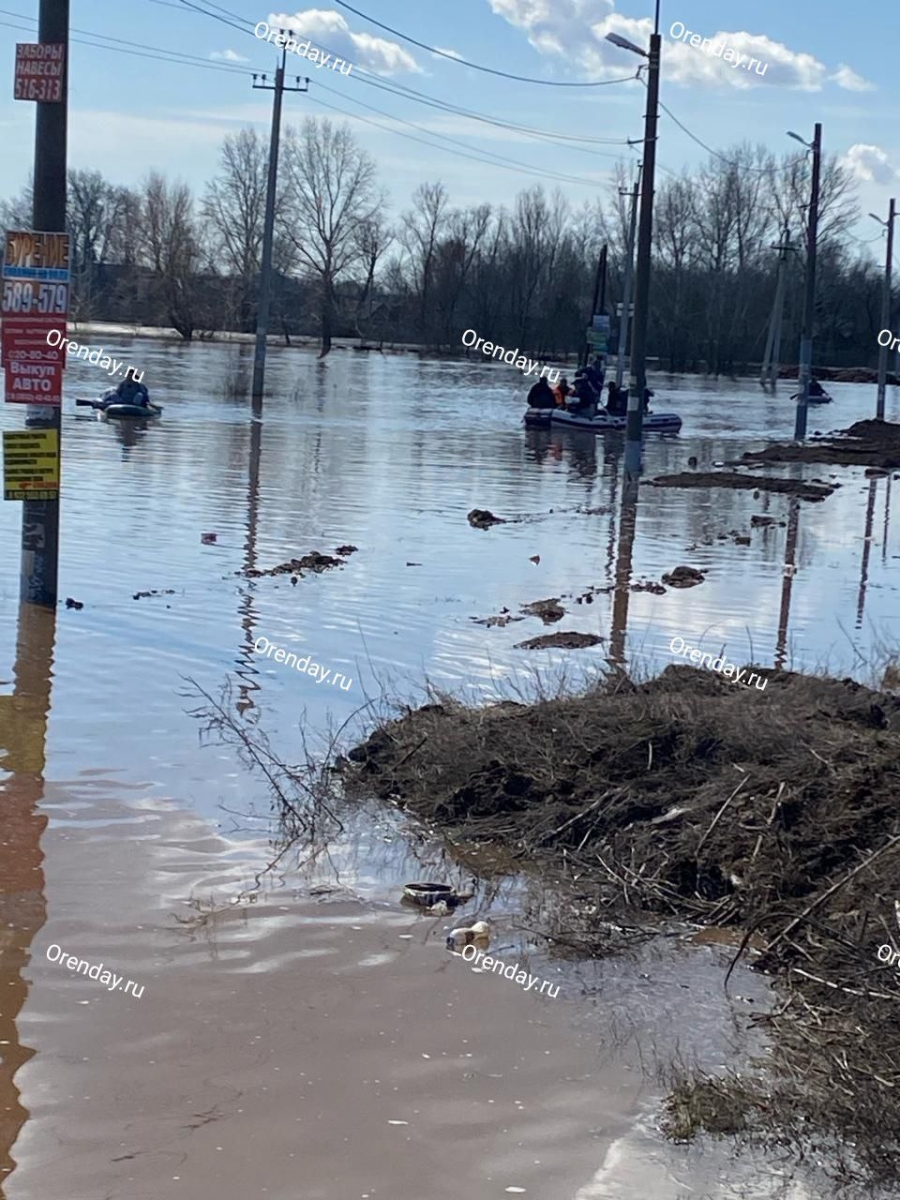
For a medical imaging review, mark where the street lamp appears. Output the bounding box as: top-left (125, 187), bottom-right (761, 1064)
top-left (786, 125), bottom-right (822, 440)
top-left (870, 201), bottom-right (896, 420)
top-left (605, 20), bottom-right (661, 478)
top-left (605, 32), bottom-right (647, 57)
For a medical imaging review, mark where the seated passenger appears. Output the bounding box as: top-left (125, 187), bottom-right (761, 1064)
top-left (605, 381), bottom-right (626, 416)
top-left (115, 369), bottom-right (149, 406)
top-left (553, 377), bottom-right (571, 406)
top-left (808, 378), bottom-right (824, 397)
top-left (527, 376), bottom-right (556, 409)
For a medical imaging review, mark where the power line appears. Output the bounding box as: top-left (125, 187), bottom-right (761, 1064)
top-left (312, 0), bottom-right (639, 88)
top-left (0, 7), bottom-right (253, 74)
top-left (305, 85), bottom-right (615, 188)
top-left (654, 93), bottom-right (805, 176)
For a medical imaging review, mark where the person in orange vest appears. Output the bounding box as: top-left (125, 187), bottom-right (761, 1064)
top-left (553, 376), bottom-right (570, 406)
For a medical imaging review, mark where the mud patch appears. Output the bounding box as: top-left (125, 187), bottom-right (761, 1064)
top-left (649, 472), bottom-right (836, 502)
top-left (514, 631), bottom-right (603, 650)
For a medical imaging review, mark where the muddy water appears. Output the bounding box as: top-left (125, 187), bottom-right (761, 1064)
top-left (0, 341), bottom-right (894, 1198)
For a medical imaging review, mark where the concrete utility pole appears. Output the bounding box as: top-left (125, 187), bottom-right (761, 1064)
top-left (606, 3), bottom-right (661, 478)
top-left (790, 123), bottom-right (822, 442)
top-left (872, 197), bottom-right (896, 420)
top-left (250, 39), bottom-right (307, 416)
top-left (19, 0), bottom-right (68, 607)
top-left (760, 224), bottom-right (791, 391)
top-left (615, 163), bottom-right (642, 393)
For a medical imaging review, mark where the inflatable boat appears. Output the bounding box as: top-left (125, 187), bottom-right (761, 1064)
top-left (76, 397), bottom-right (162, 419)
top-left (525, 407), bottom-right (681, 433)
top-left (790, 390), bottom-right (832, 405)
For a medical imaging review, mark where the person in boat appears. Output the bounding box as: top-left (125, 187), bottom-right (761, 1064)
top-left (605, 380), bottom-right (626, 416)
top-left (586, 355), bottom-right (605, 392)
top-left (526, 376), bottom-right (556, 409)
top-left (643, 386), bottom-right (654, 413)
top-left (112, 368), bottom-right (150, 407)
top-left (568, 370), bottom-right (598, 416)
top-left (553, 377), bottom-right (571, 406)
top-left (808, 378), bottom-right (825, 397)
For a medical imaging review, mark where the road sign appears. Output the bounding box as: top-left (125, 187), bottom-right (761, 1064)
top-left (2, 230), bottom-right (70, 281)
top-left (591, 314), bottom-right (611, 333)
top-left (4, 361), bottom-right (63, 405)
top-left (14, 44), bottom-right (64, 103)
top-left (3, 428), bottom-right (59, 500)
top-left (586, 329), bottom-right (609, 350)
top-left (1, 317), bottom-right (67, 369)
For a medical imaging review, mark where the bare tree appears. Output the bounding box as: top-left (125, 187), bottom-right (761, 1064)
top-left (202, 128), bottom-right (267, 331)
top-left (140, 173), bottom-right (202, 339)
top-left (399, 181), bottom-right (450, 345)
top-left (280, 118), bottom-right (380, 355)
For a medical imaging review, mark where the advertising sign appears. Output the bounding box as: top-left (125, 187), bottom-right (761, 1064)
top-left (586, 329), bottom-right (609, 351)
top-left (591, 314), bottom-right (611, 333)
top-left (1, 279), bottom-right (68, 317)
top-left (14, 44), bottom-right (65, 103)
top-left (3, 428), bottom-right (60, 500)
top-left (2, 230), bottom-right (70, 281)
top-left (1, 316), bottom-right (67, 368)
top-left (3, 361), bottom-right (63, 405)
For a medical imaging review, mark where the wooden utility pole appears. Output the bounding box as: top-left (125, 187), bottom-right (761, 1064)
top-left (792, 123), bottom-right (822, 442)
top-left (250, 37), bottom-right (307, 416)
top-left (874, 197), bottom-right (896, 420)
top-left (760, 225), bottom-right (791, 391)
top-left (16, 0), bottom-right (68, 607)
top-left (615, 164), bottom-right (641, 392)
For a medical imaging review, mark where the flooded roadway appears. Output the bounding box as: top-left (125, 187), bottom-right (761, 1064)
top-left (0, 339), bottom-right (896, 1198)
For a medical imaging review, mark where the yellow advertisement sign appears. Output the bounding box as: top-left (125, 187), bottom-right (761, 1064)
top-left (3, 427), bottom-right (59, 500)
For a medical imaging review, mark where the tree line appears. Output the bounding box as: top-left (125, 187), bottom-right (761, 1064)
top-left (0, 118), bottom-right (889, 371)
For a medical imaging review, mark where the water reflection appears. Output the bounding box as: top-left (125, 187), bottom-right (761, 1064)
top-left (0, 604), bottom-right (52, 1189)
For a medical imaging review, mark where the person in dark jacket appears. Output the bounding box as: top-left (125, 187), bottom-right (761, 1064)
top-left (527, 376), bottom-right (556, 409)
top-left (114, 368), bottom-right (150, 406)
top-left (586, 355), bottom-right (605, 392)
top-left (568, 372), bottom-right (598, 416)
top-left (605, 380), bottom-right (625, 416)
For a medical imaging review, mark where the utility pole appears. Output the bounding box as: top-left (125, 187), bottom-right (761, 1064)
top-left (872, 197), bottom-right (896, 420)
top-left (760, 224), bottom-right (791, 391)
top-left (17, 0), bottom-right (68, 607)
top-left (605, 3), bottom-right (661, 478)
top-left (615, 163), bottom-right (641, 393)
top-left (250, 38), bottom-right (307, 416)
top-left (582, 244), bottom-right (607, 368)
top-left (790, 123), bottom-right (822, 442)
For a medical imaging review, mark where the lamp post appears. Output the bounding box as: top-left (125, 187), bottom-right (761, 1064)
top-left (787, 126), bottom-right (822, 441)
top-left (606, 7), bottom-right (661, 478)
top-left (870, 199), bottom-right (896, 421)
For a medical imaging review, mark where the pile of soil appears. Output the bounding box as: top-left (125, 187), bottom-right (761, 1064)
top-left (341, 668), bottom-right (900, 1188)
top-left (737, 419), bottom-right (900, 470)
top-left (649, 471), bottom-right (836, 502)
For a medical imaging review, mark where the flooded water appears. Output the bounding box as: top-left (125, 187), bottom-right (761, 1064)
top-left (1, 338), bottom-right (895, 1199)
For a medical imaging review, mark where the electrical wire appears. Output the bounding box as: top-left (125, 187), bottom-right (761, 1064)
top-left (654, 94), bottom-right (805, 176)
top-left (0, 7), bottom-right (254, 74)
top-left (305, 84), bottom-right (614, 188)
top-left (311, 0), bottom-right (639, 88)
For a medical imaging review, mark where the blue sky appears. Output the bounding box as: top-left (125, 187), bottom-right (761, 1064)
top-left (0, 0), bottom-right (895, 246)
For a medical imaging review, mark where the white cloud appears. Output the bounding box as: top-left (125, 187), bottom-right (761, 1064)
top-left (840, 143), bottom-right (896, 184)
top-left (831, 63), bottom-right (875, 92)
top-left (210, 49), bottom-right (248, 62)
top-left (488, 0), bottom-right (876, 92)
top-left (268, 9), bottom-right (420, 74)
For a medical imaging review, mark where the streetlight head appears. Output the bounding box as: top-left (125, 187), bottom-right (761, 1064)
top-left (787, 131), bottom-right (808, 147)
top-left (869, 213), bottom-right (884, 224)
top-left (606, 31), bottom-right (647, 56)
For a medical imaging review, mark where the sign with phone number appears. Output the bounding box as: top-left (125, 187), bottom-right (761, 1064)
top-left (3, 428), bottom-right (60, 500)
top-left (14, 44), bottom-right (64, 103)
top-left (1, 280), bottom-right (68, 316)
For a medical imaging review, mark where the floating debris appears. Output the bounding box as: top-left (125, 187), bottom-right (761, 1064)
top-left (515, 631), bottom-right (603, 650)
top-left (661, 565), bottom-right (705, 588)
top-left (201, 532), bottom-right (217, 544)
top-left (133, 589), bottom-right (176, 600)
top-left (521, 598), bottom-right (565, 625)
top-left (64, 597), bottom-right (83, 610)
top-left (467, 508), bottom-right (506, 529)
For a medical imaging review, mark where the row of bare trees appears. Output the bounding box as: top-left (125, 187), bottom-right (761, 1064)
top-left (0, 118), bottom-right (887, 368)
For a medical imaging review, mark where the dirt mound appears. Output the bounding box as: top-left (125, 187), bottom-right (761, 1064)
top-left (737, 420), bottom-right (900, 470)
top-left (342, 669), bottom-right (900, 1186)
top-left (649, 472), bottom-right (836, 501)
